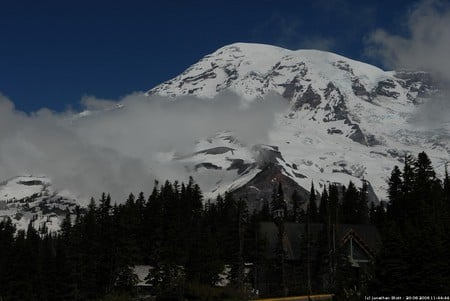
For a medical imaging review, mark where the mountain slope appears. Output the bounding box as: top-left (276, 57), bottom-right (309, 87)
top-left (147, 42), bottom-right (448, 208)
top-left (1, 42), bottom-right (448, 225)
top-left (0, 176), bottom-right (80, 232)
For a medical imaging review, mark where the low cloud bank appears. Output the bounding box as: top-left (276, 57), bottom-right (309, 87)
top-left (0, 91), bottom-right (287, 202)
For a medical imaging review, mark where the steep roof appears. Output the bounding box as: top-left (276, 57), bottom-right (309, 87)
top-left (259, 222), bottom-right (380, 260)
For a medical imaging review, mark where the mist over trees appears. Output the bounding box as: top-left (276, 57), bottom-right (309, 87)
top-left (0, 152), bottom-right (449, 300)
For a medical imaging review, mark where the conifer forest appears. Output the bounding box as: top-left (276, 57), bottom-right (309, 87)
top-left (0, 151), bottom-right (449, 300)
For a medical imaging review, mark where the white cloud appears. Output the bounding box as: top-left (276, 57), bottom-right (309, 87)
top-left (366, 0), bottom-right (450, 126)
top-left (0, 91), bottom-right (287, 202)
top-left (366, 0), bottom-right (450, 81)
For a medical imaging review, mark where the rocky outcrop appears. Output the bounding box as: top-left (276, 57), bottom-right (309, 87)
top-left (373, 79), bottom-right (400, 98)
top-left (281, 77), bottom-right (303, 100)
top-left (232, 163), bottom-right (309, 211)
top-left (352, 78), bottom-right (371, 99)
top-left (295, 84), bottom-right (321, 109)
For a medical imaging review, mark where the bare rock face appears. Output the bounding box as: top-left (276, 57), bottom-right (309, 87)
top-left (373, 79), bottom-right (400, 99)
top-left (232, 163), bottom-right (310, 212)
top-left (352, 78), bottom-right (371, 99)
top-left (294, 85), bottom-right (321, 109)
top-left (281, 77), bottom-right (303, 100)
top-left (394, 70), bottom-right (437, 99)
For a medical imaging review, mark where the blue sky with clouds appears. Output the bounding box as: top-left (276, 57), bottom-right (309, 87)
top-left (0, 0), bottom-right (432, 112)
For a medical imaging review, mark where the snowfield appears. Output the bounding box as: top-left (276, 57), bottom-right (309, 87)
top-left (148, 43), bottom-right (448, 203)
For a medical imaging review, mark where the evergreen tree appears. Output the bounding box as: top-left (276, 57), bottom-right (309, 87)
top-left (341, 181), bottom-right (359, 223)
top-left (443, 163), bottom-right (450, 227)
top-left (231, 198), bottom-right (249, 289)
top-left (415, 152), bottom-right (436, 185)
top-left (312, 225), bottom-right (330, 292)
top-left (271, 182), bottom-right (286, 216)
top-left (413, 152), bottom-right (439, 222)
top-left (274, 218), bottom-right (288, 296)
top-left (369, 202), bottom-right (385, 227)
top-left (357, 181), bottom-right (370, 224)
top-left (291, 190), bottom-right (302, 222)
top-left (307, 182), bottom-right (319, 223)
top-left (26, 221), bottom-right (43, 300)
top-left (81, 197), bottom-right (100, 299)
top-left (388, 165), bottom-right (403, 219)
top-left (260, 198), bottom-right (271, 221)
top-left (143, 181), bottom-right (163, 264)
top-left (97, 193), bottom-right (116, 294)
top-left (0, 218), bottom-right (14, 296)
top-left (7, 230), bottom-right (34, 300)
top-left (402, 154), bottom-right (415, 199)
top-left (4, 170), bottom-right (448, 299)
top-left (318, 187), bottom-right (329, 224)
top-left (328, 184), bottom-right (340, 225)
top-left (370, 152), bottom-right (450, 295)
top-left (370, 221), bottom-right (409, 294)
top-left (444, 163), bottom-right (450, 200)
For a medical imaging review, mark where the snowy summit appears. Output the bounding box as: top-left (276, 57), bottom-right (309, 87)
top-left (148, 42), bottom-right (447, 207)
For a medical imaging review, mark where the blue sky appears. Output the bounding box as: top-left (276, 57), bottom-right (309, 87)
top-left (0, 0), bottom-right (422, 112)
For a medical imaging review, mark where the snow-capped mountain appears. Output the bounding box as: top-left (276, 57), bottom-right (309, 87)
top-left (0, 176), bottom-right (80, 232)
top-left (1, 42), bottom-right (449, 226)
top-left (147, 43), bottom-right (448, 208)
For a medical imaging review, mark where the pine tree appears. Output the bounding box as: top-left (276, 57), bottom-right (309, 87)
top-left (8, 230), bottom-right (34, 300)
top-left (143, 181), bottom-right (163, 264)
top-left (388, 165), bottom-right (403, 219)
top-left (97, 193), bottom-right (116, 294)
top-left (402, 154), bottom-right (415, 199)
top-left (370, 152), bottom-right (450, 294)
top-left (80, 197), bottom-right (100, 299)
top-left (312, 225), bottom-right (330, 292)
top-left (444, 163), bottom-right (450, 200)
top-left (415, 152), bottom-right (440, 222)
top-left (307, 182), bottom-right (319, 223)
top-left (369, 202), bottom-right (385, 227)
top-left (26, 221), bottom-right (42, 300)
top-left (291, 190), bottom-right (302, 222)
top-left (415, 152), bottom-right (436, 184)
top-left (318, 187), bottom-right (329, 224)
top-left (341, 181), bottom-right (359, 223)
top-left (271, 182), bottom-right (286, 216)
top-left (260, 198), bottom-right (271, 221)
top-left (357, 181), bottom-right (370, 224)
top-left (443, 163), bottom-right (450, 227)
top-left (0, 218), bottom-right (15, 298)
top-left (328, 184), bottom-right (340, 225)
top-left (370, 221), bottom-right (409, 294)
top-left (274, 218), bottom-right (288, 296)
top-left (231, 198), bottom-right (249, 290)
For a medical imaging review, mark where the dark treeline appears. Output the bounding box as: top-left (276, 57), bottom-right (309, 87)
top-left (369, 152), bottom-right (450, 295)
top-left (0, 178), bottom-right (256, 301)
top-left (0, 152), bottom-right (449, 300)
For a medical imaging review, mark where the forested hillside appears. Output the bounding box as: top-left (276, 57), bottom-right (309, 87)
top-left (0, 152), bottom-right (449, 300)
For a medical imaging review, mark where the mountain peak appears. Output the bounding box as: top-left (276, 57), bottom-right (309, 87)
top-left (147, 42), bottom-right (389, 103)
top-left (2, 43), bottom-right (446, 230)
top-left (145, 42), bottom-right (444, 206)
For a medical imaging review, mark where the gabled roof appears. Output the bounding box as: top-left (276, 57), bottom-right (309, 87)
top-left (340, 227), bottom-right (378, 259)
top-left (259, 222), bottom-right (380, 261)
top-left (336, 224), bottom-right (381, 256)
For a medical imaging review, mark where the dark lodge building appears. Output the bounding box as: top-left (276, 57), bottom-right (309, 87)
top-left (257, 222), bottom-right (380, 296)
